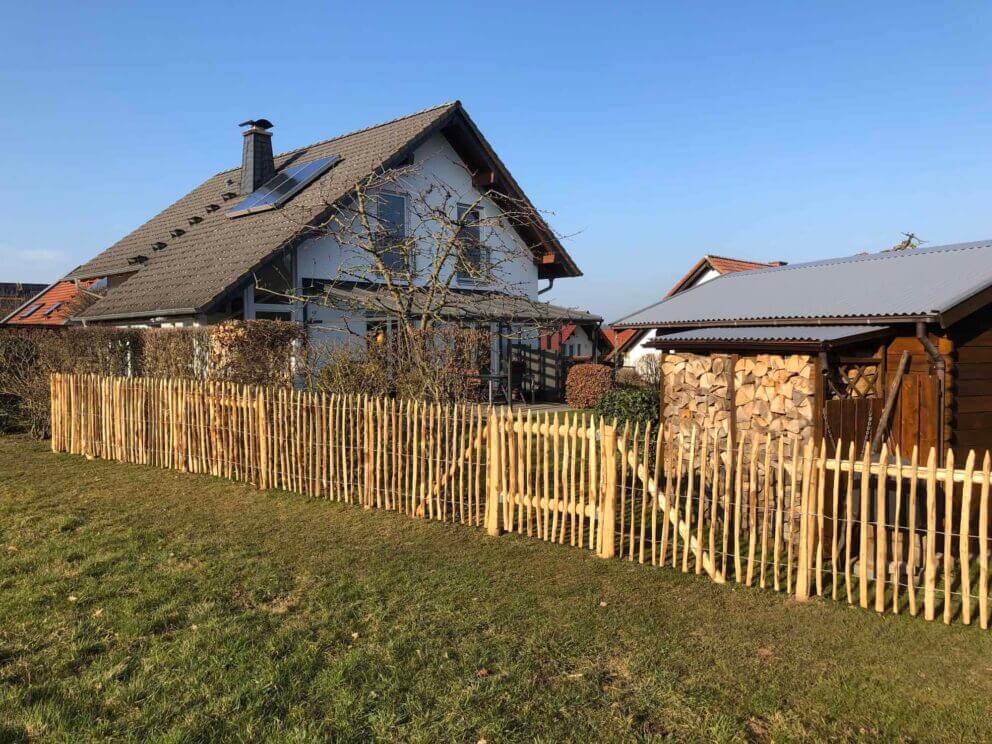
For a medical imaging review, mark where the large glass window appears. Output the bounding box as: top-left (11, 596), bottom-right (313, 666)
top-left (374, 192), bottom-right (408, 273)
top-left (455, 203), bottom-right (488, 281)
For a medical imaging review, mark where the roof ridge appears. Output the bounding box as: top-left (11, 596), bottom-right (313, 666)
top-left (704, 253), bottom-right (773, 265)
top-left (785, 239), bottom-right (992, 271)
top-left (210, 101), bottom-right (460, 177)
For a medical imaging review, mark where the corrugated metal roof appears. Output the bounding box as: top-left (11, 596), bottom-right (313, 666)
top-left (653, 325), bottom-right (890, 344)
top-left (614, 240), bottom-right (992, 328)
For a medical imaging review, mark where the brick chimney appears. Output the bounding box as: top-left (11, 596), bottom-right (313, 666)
top-left (239, 119), bottom-right (275, 194)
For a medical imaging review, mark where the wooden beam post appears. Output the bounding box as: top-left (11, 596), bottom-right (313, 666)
top-left (599, 424), bottom-right (618, 558)
top-left (870, 350), bottom-right (911, 455)
top-left (484, 411), bottom-right (502, 536)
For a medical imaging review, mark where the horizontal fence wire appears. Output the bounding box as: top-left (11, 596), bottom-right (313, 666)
top-left (49, 373), bottom-right (992, 629)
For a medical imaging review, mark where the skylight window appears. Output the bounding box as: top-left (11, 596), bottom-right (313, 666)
top-left (20, 303), bottom-right (42, 318)
top-left (43, 302), bottom-right (64, 317)
top-left (227, 155), bottom-right (341, 218)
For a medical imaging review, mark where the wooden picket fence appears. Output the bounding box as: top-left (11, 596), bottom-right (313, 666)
top-left (49, 373), bottom-right (992, 629)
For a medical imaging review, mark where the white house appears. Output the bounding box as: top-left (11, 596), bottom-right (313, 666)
top-left (58, 102), bottom-right (598, 379)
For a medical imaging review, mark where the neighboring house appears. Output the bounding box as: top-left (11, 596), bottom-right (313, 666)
top-left (539, 321), bottom-right (605, 361)
top-left (600, 327), bottom-right (637, 363)
top-left (58, 102), bottom-right (596, 380)
top-left (0, 281), bottom-right (94, 327)
top-left (612, 240), bottom-right (992, 459)
top-left (614, 255), bottom-right (782, 370)
top-left (0, 283), bottom-right (47, 320)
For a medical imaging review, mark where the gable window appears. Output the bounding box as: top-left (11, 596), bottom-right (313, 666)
top-left (455, 203), bottom-right (489, 282)
top-left (374, 192), bottom-right (409, 274)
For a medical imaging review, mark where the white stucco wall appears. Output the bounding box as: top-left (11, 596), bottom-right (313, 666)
top-left (563, 324), bottom-right (593, 357)
top-left (233, 131), bottom-right (549, 382)
top-left (289, 131), bottom-right (539, 343)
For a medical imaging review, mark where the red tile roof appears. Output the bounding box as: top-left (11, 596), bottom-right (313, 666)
top-left (2, 280), bottom-right (95, 326)
top-left (665, 254), bottom-right (783, 298)
top-left (601, 328), bottom-right (637, 361)
top-left (539, 323), bottom-right (578, 352)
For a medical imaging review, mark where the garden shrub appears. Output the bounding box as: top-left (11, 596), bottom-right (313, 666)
top-left (0, 321), bottom-right (304, 438)
top-left (0, 327), bottom-right (141, 437)
top-left (144, 328), bottom-right (209, 379)
top-left (208, 320), bottom-right (305, 385)
top-left (565, 363), bottom-right (613, 409)
top-left (310, 344), bottom-right (392, 398)
top-left (307, 326), bottom-right (487, 402)
top-left (615, 367), bottom-right (647, 388)
top-left (594, 384), bottom-right (659, 426)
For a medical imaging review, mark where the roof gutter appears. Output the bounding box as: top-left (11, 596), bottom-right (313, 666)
top-left (69, 307), bottom-right (197, 324)
top-left (644, 327), bottom-right (895, 353)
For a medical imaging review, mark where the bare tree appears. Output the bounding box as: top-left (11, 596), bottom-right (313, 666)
top-left (258, 159), bottom-right (572, 400)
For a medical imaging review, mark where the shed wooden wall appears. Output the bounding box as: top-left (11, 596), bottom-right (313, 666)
top-left (949, 305), bottom-right (992, 455)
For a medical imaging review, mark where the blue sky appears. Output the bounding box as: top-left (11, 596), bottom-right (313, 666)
top-left (1, 1), bottom-right (989, 321)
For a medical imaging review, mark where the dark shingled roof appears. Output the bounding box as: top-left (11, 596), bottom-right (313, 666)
top-left (71, 102), bottom-right (578, 321)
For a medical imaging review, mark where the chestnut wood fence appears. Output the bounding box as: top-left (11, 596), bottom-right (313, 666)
top-left (50, 373), bottom-right (992, 629)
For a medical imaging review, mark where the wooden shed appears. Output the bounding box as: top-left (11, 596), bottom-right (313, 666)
top-left (612, 240), bottom-right (992, 462)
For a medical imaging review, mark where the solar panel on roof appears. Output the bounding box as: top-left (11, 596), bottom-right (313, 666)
top-left (227, 155), bottom-right (342, 218)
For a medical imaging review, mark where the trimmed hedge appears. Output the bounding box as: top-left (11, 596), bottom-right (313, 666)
top-left (0, 321), bottom-right (303, 438)
top-left (565, 363), bottom-right (613, 409)
top-left (594, 384), bottom-right (659, 426)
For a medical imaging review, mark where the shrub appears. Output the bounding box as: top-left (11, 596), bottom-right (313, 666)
top-left (0, 327), bottom-right (141, 437)
top-left (306, 326), bottom-right (487, 402)
top-left (594, 384), bottom-right (659, 426)
top-left (636, 353), bottom-right (662, 387)
top-left (209, 320), bottom-right (304, 385)
top-left (565, 363), bottom-right (613, 409)
top-left (0, 321), bottom-right (303, 438)
top-left (615, 367), bottom-right (646, 388)
top-left (144, 328), bottom-right (209, 379)
top-left (310, 344), bottom-right (392, 398)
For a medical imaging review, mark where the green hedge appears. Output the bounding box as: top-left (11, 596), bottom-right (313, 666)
top-left (594, 384), bottom-right (659, 426)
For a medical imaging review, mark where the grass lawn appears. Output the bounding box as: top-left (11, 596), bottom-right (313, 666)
top-left (2, 436), bottom-right (992, 741)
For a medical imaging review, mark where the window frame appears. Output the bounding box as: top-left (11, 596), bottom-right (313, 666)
top-left (454, 202), bottom-right (489, 284)
top-left (373, 191), bottom-right (411, 275)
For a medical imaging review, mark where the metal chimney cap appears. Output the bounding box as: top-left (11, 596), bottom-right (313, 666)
top-left (238, 118), bottom-right (274, 130)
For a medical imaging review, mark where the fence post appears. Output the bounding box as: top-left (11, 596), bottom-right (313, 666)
top-left (256, 387), bottom-right (269, 490)
top-left (599, 424), bottom-right (617, 558)
top-left (485, 411), bottom-right (502, 536)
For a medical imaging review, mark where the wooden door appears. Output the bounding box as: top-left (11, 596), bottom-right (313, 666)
top-left (824, 397), bottom-right (883, 454)
top-left (884, 338), bottom-right (940, 458)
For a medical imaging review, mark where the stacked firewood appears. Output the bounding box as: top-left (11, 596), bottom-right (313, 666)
top-left (734, 354), bottom-right (814, 439)
top-left (661, 354), bottom-right (732, 435)
top-left (661, 352), bottom-right (815, 444)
